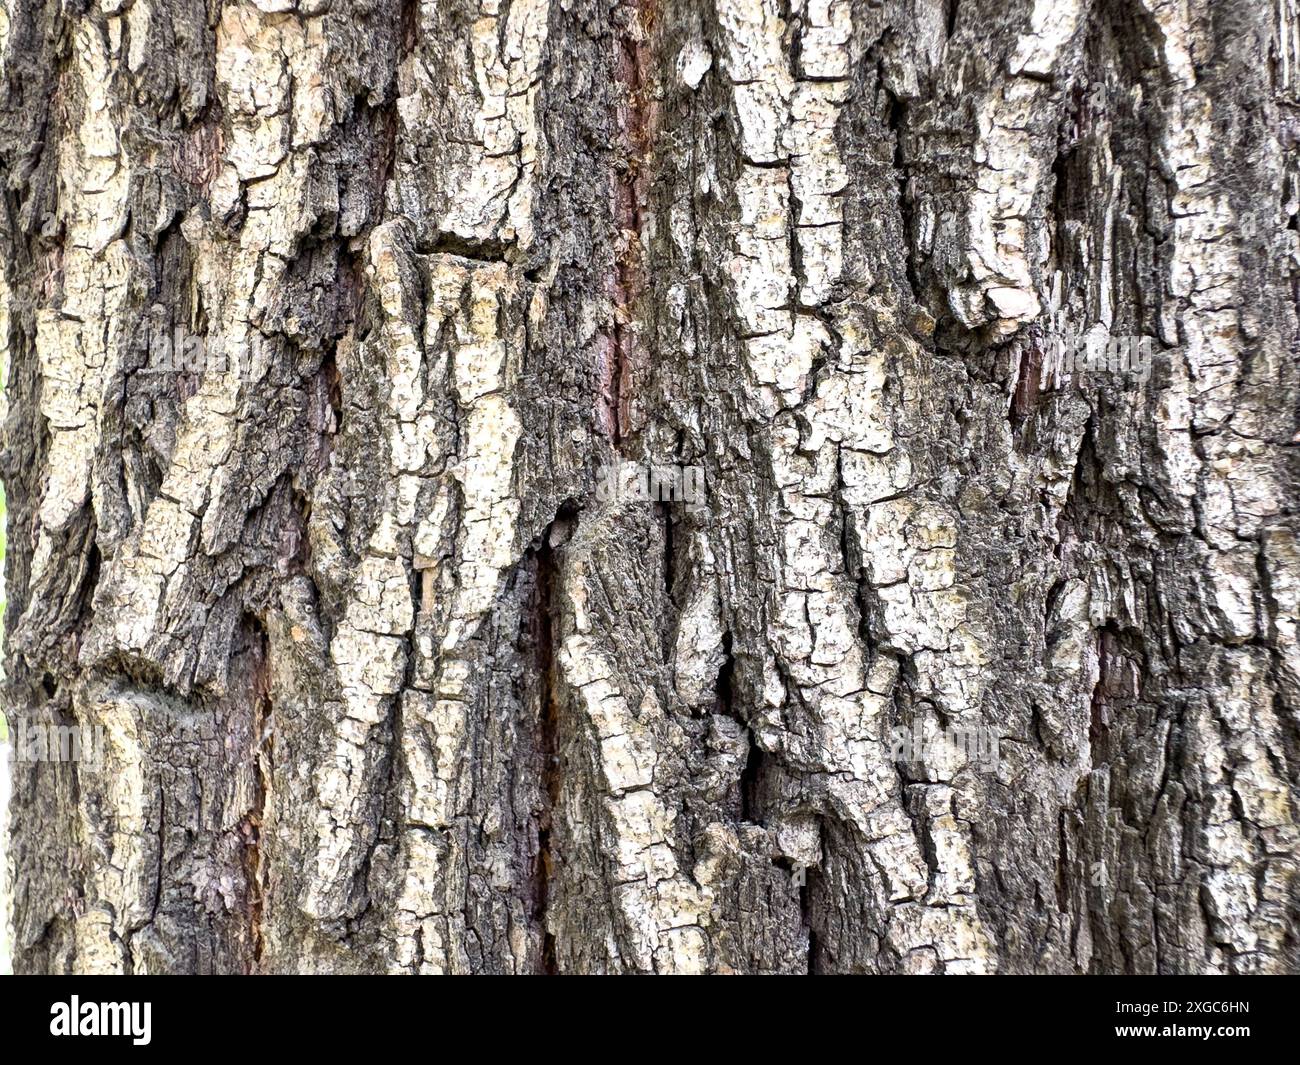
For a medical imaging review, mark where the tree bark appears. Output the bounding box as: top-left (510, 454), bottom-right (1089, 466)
top-left (2, 0), bottom-right (1297, 974)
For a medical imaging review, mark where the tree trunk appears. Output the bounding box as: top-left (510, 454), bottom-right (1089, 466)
top-left (2, 0), bottom-right (1297, 975)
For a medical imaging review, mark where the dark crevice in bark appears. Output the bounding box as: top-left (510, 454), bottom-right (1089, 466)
top-left (531, 504), bottom-right (577, 974)
top-left (237, 612), bottom-right (273, 972)
top-left (844, 504), bottom-right (882, 665)
top-left (608, 0), bottom-right (654, 447)
top-left (1257, 542), bottom-right (1300, 760)
top-left (1010, 333), bottom-right (1044, 435)
top-left (0, 298), bottom-right (50, 673)
top-left (309, 342), bottom-right (344, 475)
top-left (1055, 810), bottom-right (1071, 914)
top-left (1060, 415), bottom-right (1101, 528)
top-left (173, 93), bottom-right (225, 192)
top-left (659, 500), bottom-right (676, 610)
top-left (353, 588), bottom-right (423, 933)
top-left (911, 787), bottom-right (944, 900)
top-left (800, 865), bottom-right (819, 974)
top-left (1088, 627), bottom-right (1116, 768)
top-left (421, 232), bottom-right (516, 264)
top-left (740, 736), bottom-right (766, 824)
top-left (398, 0), bottom-right (418, 67)
top-left (872, 45), bottom-right (923, 310)
top-left (714, 628), bottom-right (736, 719)
top-left (128, 779), bottom-right (167, 970)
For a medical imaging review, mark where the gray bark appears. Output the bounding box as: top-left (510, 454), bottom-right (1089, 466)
top-left (1, 0), bottom-right (1297, 974)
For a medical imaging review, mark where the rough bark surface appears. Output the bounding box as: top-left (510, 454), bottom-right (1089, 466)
top-left (2, 0), bottom-right (1298, 974)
